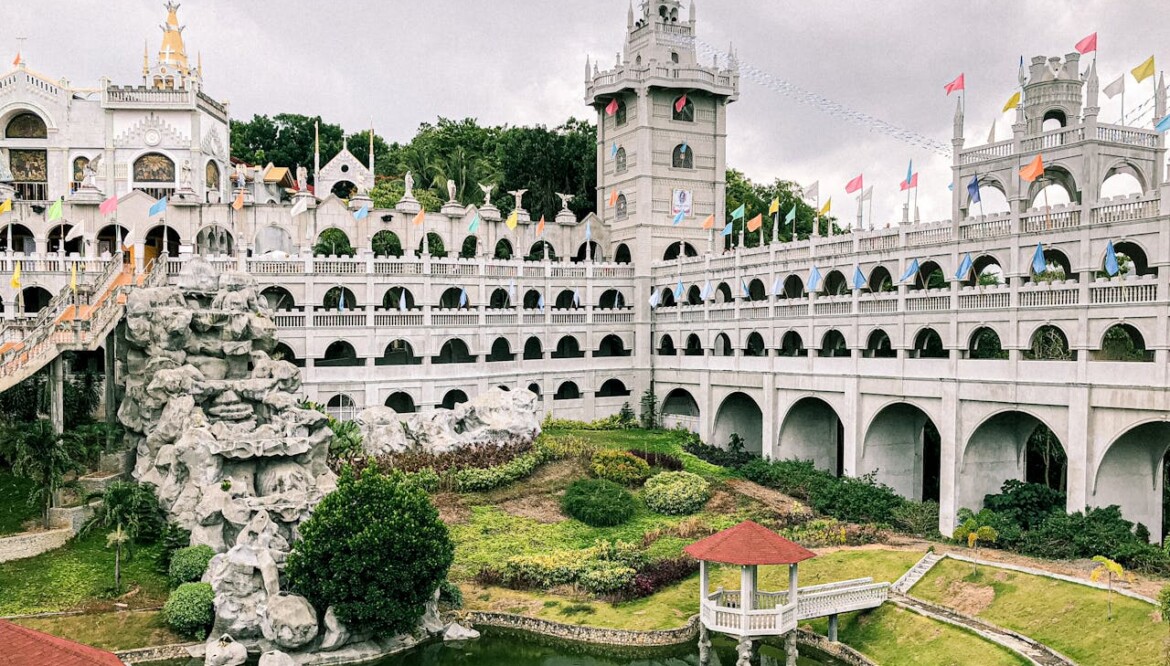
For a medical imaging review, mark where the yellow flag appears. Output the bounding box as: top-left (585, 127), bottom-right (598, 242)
top-left (819, 197), bottom-right (831, 215)
top-left (1002, 91), bottom-right (1021, 112)
top-left (505, 210), bottom-right (518, 230)
top-left (1132, 55), bottom-right (1155, 83)
top-left (0, 198), bottom-right (11, 214)
top-left (10, 261), bottom-right (20, 290)
top-left (70, 262), bottom-right (77, 293)
top-left (768, 198), bottom-right (779, 215)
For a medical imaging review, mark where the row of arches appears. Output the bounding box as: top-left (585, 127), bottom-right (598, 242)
top-left (965, 164), bottom-right (1150, 214)
top-left (305, 334), bottom-right (632, 367)
top-left (657, 323), bottom-right (1149, 361)
top-left (261, 286), bottom-right (630, 311)
top-left (313, 228), bottom-right (609, 264)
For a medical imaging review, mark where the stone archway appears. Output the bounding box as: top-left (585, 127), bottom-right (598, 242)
top-left (777, 397), bottom-right (843, 476)
top-left (1092, 421), bottom-right (1170, 542)
top-left (712, 392), bottom-right (763, 455)
top-left (861, 402), bottom-right (940, 501)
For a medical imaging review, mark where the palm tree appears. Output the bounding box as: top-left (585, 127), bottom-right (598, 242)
top-left (1091, 555), bottom-right (1134, 620)
top-left (106, 524), bottom-right (131, 594)
top-left (81, 481), bottom-right (165, 543)
top-left (8, 419), bottom-right (86, 528)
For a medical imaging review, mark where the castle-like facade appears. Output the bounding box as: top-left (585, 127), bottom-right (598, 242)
top-left (2, 2), bottom-right (1169, 539)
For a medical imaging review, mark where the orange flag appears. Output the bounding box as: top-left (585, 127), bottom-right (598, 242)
top-left (1019, 154), bottom-right (1045, 182)
top-left (12, 53), bottom-right (21, 67)
top-left (231, 189), bottom-right (244, 211)
top-left (701, 214), bottom-right (715, 229)
top-left (746, 213), bottom-right (762, 232)
top-left (608, 190), bottom-right (619, 207)
top-left (536, 215), bottom-right (545, 235)
top-left (412, 208), bottom-right (426, 225)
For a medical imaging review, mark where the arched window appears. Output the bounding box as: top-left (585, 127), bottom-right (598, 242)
top-left (435, 339), bottom-right (474, 364)
top-left (195, 225), bottom-right (233, 256)
top-left (779, 331), bottom-right (805, 357)
top-left (272, 342), bottom-right (300, 367)
top-left (460, 235), bottom-right (478, 258)
top-left (865, 329), bottom-right (895, 358)
top-left (614, 244), bottom-right (631, 264)
top-left (554, 381), bottom-right (581, 400)
top-left (553, 336), bottom-right (584, 359)
top-left (379, 339), bottom-right (419, 366)
top-left (488, 287), bottom-right (510, 309)
top-left (684, 334), bottom-right (704, 356)
top-left (714, 333), bottom-right (733, 357)
top-left (913, 328), bottom-right (947, 359)
top-left (260, 286), bottom-right (295, 311)
top-left (820, 330), bottom-right (849, 358)
top-left (322, 287), bottom-right (357, 311)
top-left (672, 95), bottom-right (694, 122)
top-left (745, 332), bottom-right (767, 357)
top-left (869, 266), bottom-right (894, 292)
top-left (523, 289), bottom-right (543, 310)
top-left (133, 153), bottom-right (176, 198)
top-left (417, 232), bottom-right (446, 258)
top-left (320, 341), bottom-right (361, 367)
top-left (71, 156), bottom-right (89, 191)
top-left (315, 228), bottom-right (355, 257)
top-left (385, 391), bottom-right (416, 413)
top-left (672, 143), bottom-right (694, 169)
top-left (372, 231), bottom-right (403, 258)
top-left (616, 194), bottom-right (628, 221)
top-left (968, 327), bottom-right (1006, 360)
top-left (527, 383), bottom-right (541, 397)
top-left (326, 394), bottom-right (357, 422)
top-left (6, 112), bottom-right (46, 138)
top-left (527, 241), bottom-right (556, 261)
top-left (439, 287), bottom-right (468, 309)
top-left (596, 334), bottom-right (628, 357)
top-left (658, 334), bottom-right (676, 356)
top-left (487, 337), bottom-right (513, 362)
top-left (598, 379), bottom-right (630, 397)
top-left (1096, 324), bottom-right (1151, 362)
top-left (205, 161), bottom-right (220, 194)
top-left (613, 99), bottom-right (627, 126)
top-left (382, 286), bottom-right (415, 310)
top-left (1025, 325), bottom-right (1073, 361)
top-left (615, 147), bottom-right (627, 173)
top-left (598, 289), bottom-right (625, 309)
top-left (441, 389), bottom-right (470, 410)
top-left (494, 238), bottom-right (513, 259)
top-left (663, 241), bottom-right (698, 261)
top-left (523, 337), bottom-right (543, 360)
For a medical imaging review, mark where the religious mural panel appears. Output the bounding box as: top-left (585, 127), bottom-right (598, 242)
top-left (10, 149), bottom-right (47, 181)
top-left (205, 160), bottom-right (220, 191)
top-left (5, 113), bottom-right (47, 139)
top-left (134, 153), bottom-right (175, 183)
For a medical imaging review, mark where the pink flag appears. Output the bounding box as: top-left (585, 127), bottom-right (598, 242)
top-left (845, 174), bottom-right (864, 194)
top-left (900, 173), bottom-right (919, 191)
top-left (944, 73), bottom-right (965, 95)
top-left (605, 99), bottom-right (619, 116)
top-left (674, 94), bottom-right (688, 113)
top-left (1074, 32), bottom-right (1097, 54)
top-left (99, 195), bottom-right (118, 216)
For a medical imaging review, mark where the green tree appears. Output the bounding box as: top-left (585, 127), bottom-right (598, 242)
top-left (1091, 555), bottom-right (1134, 620)
top-left (230, 114), bottom-right (344, 184)
top-left (313, 227), bottom-right (355, 257)
top-left (496, 118), bottom-right (596, 221)
top-left (81, 481), bottom-right (166, 543)
top-left (965, 525), bottom-right (998, 572)
top-left (286, 467), bottom-right (454, 636)
top-left (723, 170), bottom-right (836, 250)
top-left (7, 419), bottom-right (86, 527)
top-left (106, 524), bottom-right (131, 593)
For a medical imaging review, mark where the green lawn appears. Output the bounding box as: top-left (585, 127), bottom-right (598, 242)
top-left (0, 530), bottom-right (170, 615)
top-left (912, 558), bottom-right (1161, 666)
top-left (13, 610), bottom-right (184, 651)
top-left (541, 427), bottom-right (731, 478)
top-left (0, 469), bottom-right (40, 535)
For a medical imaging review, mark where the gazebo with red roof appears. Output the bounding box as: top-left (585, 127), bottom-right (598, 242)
top-left (0, 619), bottom-right (125, 666)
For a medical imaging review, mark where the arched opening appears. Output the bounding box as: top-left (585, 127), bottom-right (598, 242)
top-left (819, 330), bottom-right (849, 358)
top-left (612, 99), bottom-right (627, 126)
top-left (597, 378), bottom-right (630, 398)
top-left (554, 289), bottom-right (579, 310)
top-left (133, 152), bottom-right (176, 199)
top-left (326, 394), bottom-right (357, 421)
top-left (1, 223), bottom-right (34, 254)
top-left (864, 329), bottom-right (895, 358)
top-left (195, 225), bottom-right (234, 256)
top-left (7, 113), bottom-right (48, 201)
top-left (205, 160), bottom-right (221, 199)
top-left (95, 224), bottom-right (131, 257)
top-left (1111, 241), bottom-right (1153, 277)
top-left (6, 112), bottom-right (47, 138)
top-left (435, 339), bottom-right (474, 364)
top-left (1041, 109), bottom-right (1067, 130)
top-left (1095, 324), bottom-right (1150, 361)
top-left (322, 287), bottom-right (357, 311)
top-left (596, 334), bottom-right (629, 358)
top-left (1030, 247), bottom-right (1074, 282)
top-left (272, 342), bottom-right (301, 367)
top-left (254, 225), bottom-right (294, 257)
top-left (494, 238), bottom-right (513, 260)
top-left (488, 287), bottom-right (510, 309)
top-left (319, 340), bottom-right (361, 367)
top-left (744, 332), bottom-right (767, 357)
top-left (672, 95), bottom-right (695, 122)
top-left (713, 392), bottom-right (763, 455)
top-left (439, 287), bottom-right (469, 309)
top-left (315, 228), bottom-right (354, 256)
top-left (968, 254), bottom-right (1005, 286)
top-left (260, 286), bottom-right (296, 311)
top-left (573, 241), bottom-right (602, 263)
top-left (658, 287), bottom-right (676, 308)
top-left (684, 334), bottom-right (704, 356)
top-left (46, 224), bottom-right (82, 255)
top-left (1100, 172), bottom-right (1144, 198)
top-left (145, 225), bottom-right (181, 259)
top-left (615, 194), bottom-right (628, 221)
top-left (615, 146), bottom-right (627, 172)
top-left (713, 332), bottom-right (733, 357)
top-left (861, 402), bottom-right (941, 501)
top-left (671, 143), bottom-right (694, 169)
top-left (1025, 325), bottom-right (1074, 361)
top-left (526, 240), bottom-right (556, 262)
top-left (663, 241), bottom-right (698, 261)
top-left (459, 235), bottom-right (478, 259)
top-left (441, 389), bottom-right (469, 410)
top-left (913, 260), bottom-right (946, 291)
top-left (1026, 166), bottom-right (1078, 209)
top-left (554, 381), bottom-right (581, 400)
top-left (330, 180), bottom-right (357, 199)
top-left (417, 232), bottom-right (446, 258)
top-left (714, 282), bottom-right (733, 303)
top-left (523, 337), bottom-right (543, 360)
top-left (686, 285), bottom-right (702, 305)
top-left (778, 397), bottom-right (845, 476)
top-left (385, 391), bottom-right (416, 414)
top-left (614, 243), bottom-right (631, 264)
top-left (382, 286), bottom-right (416, 310)
top-left (598, 289), bottom-right (625, 309)
top-left (778, 331), bottom-right (806, 357)
top-left (868, 266), bottom-right (894, 292)
top-left (552, 335), bottom-right (584, 359)
top-left (523, 289), bottom-right (543, 310)
top-left (746, 279), bottom-right (766, 302)
top-left (823, 270), bottom-right (848, 296)
top-left (1092, 422), bottom-right (1170, 542)
top-left (959, 411), bottom-right (1068, 513)
top-left (658, 334), bottom-right (676, 356)
top-left (487, 337), bottom-right (514, 362)
top-left (71, 156), bottom-right (89, 192)
top-left (968, 327), bottom-right (1007, 359)
top-left (19, 286), bottom-right (52, 315)
top-left (661, 388), bottom-right (700, 433)
top-left (912, 328), bottom-right (947, 358)
top-left (781, 275), bottom-right (805, 299)
top-left (527, 383), bottom-right (541, 398)
top-left (379, 339), bottom-right (419, 366)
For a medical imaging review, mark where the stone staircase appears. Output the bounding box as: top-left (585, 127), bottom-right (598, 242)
top-left (891, 551), bottom-right (943, 594)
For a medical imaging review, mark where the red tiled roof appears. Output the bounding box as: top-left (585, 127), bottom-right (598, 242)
top-left (684, 520), bottom-right (817, 566)
top-left (0, 619), bottom-right (125, 666)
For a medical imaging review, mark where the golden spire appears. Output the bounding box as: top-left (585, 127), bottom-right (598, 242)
top-left (143, 40), bottom-right (149, 76)
top-left (158, 2), bottom-right (189, 75)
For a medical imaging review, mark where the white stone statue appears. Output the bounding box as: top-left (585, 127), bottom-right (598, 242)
top-left (556, 192), bottom-right (574, 210)
top-left (234, 163), bottom-right (246, 189)
top-left (479, 182), bottom-right (495, 207)
top-left (0, 151), bottom-right (11, 182)
top-left (446, 179), bottom-right (457, 203)
top-left (508, 188), bottom-right (528, 211)
top-left (81, 155), bottom-right (102, 189)
top-left (404, 171), bottom-right (414, 199)
top-left (296, 165), bottom-right (307, 191)
top-left (180, 159), bottom-right (192, 189)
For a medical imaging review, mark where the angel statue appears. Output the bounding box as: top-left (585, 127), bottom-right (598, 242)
top-left (508, 188), bottom-right (528, 211)
top-left (81, 155), bottom-right (103, 189)
top-left (556, 192), bottom-right (574, 210)
top-left (478, 182), bottom-right (495, 207)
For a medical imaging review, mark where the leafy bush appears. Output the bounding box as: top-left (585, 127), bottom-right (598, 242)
top-left (643, 471), bottom-right (711, 516)
top-left (683, 437), bottom-right (758, 469)
top-left (539, 434), bottom-right (598, 461)
top-left (628, 449), bottom-right (684, 471)
top-left (590, 450), bottom-right (650, 486)
top-left (891, 500), bottom-right (941, 537)
top-left (375, 438), bottom-right (535, 475)
top-left (625, 556), bottom-right (699, 600)
top-left (168, 545), bottom-right (215, 587)
top-left (286, 467), bottom-right (454, 636)
top-left (739, 458), bottom-right (831, 500)
top-left (500, 550), bottom-right (583, 588)
top-left (438, 579), bottom-right (463, 609)
top-left (453, 448), bottom-right (546, 492)
top-left (578, 561), bottom-right (637, 594)
top-left (162, 582), bottom-right (214, 639)
top-left (982, 480), bottom-right (1066, 532)
top-left (498, 539), bottom-right (644, 596)
top-left (156, 522), bottom-right (192, 574)
top-left (781, 517), bottom-right (881, 547)
top-left (82, 481), bottom-right (167, 543)
top-left (562, 479), bottom-right (636, 527)
top-left (741, 458), bottom-right (905, 525)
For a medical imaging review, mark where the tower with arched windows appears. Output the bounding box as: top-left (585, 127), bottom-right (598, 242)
top-left (585, 1), bottom-right (739, 265)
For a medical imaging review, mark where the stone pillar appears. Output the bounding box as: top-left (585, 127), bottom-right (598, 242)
top-left (736, 634), bottom-right (753, 666)
top-left (49, 355), bottom-right (64, 435)
top-left (785, 630), bottom-right (798, 666)
top-left (104, 330), bottom-right (118, 439)
top-left (698, 624), bottom-right (711, 665)
top-left (828, 614), bottom-right (839, 642)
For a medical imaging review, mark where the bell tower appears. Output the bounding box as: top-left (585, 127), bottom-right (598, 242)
top-left (144, 2), bottom-right (200, 91)
top-left (586, 0), bottom-right (739, 266)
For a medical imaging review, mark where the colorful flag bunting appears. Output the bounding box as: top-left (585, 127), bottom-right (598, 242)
top-left (701, 213), bottom-right (715, 229)
top-left (1019, 154), bottom-right (1045, 182)
top-left (746, 214), bottom-right (762, 232)
top-left (1155, 114), bottom-right (1170, 133)
top-left (956, 253), bottom-right (973, 280)
top-left (1104, 240), bottom-right (1120, 277)
top-left (730, 203), bottom-right (746, 220)
top-left (505, 210), bottom-right (519, 229)
top-left (1132, 55), bottom-right (1155, 83)
top-left (605, 98), bottom-right (619, 116)
top-left (852, 266), bottom-right (866, 290)
top-left (412, 208), bottom-right (426, 225)
top-left (673, 280), bottom-right (684, 299)
top-left (1032, 243), bottom-right (1047, 275)
top-left (98, 195), bottom-right (117, 216)
top-left (845, 174), bottom-right (863, 194)
top-left (768, 198), bottom-right (779, 215)
top-left (945, 73), bottom-right (965, 95)
top-left (785, 206), bottom-right (796, 225)
top-left (148, 196), bottom-right (167, 217)
top-left (608, 190), bottom-right (619, 207)
top-left (0, 198), bottom-right (11, 214)
top-left (9, 261), bottom-right (20, 289)
top-left (1074, 32), bottom-right (1098, 54)
top-left (536, 215), bottom-right (546, 235)
top-left (468, 213), bottom-right (480, 232)
top-left (967, 175), bottom-right (981, 203)
top-left (819, 198), bottom-right (831, 215)
top-left (1002, 91), bottom-right (1021, 112)
top-left (46, 197), bottom-right (62, 222)
top-left (899, 258), bottom-right (920, 283)
top-left (901, 173), bottom-right (919, 191)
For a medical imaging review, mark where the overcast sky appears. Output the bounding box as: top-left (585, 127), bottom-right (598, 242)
top-left (4, 1), bottom-right (1166, 224)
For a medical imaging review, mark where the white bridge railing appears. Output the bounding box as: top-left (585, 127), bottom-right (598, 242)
top-left (700, 578), bottom-right (888, 637)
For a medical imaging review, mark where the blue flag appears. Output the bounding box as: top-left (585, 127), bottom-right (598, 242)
top-left (900, 258), bottom-right (920, 283)
top-left (468, 213), bottom-right (481, 233)
top-left (721, 222), bottom-right (733, 236)
top-left (680, 140), bottom-right (688, 154)
top-left (354, 205), bottom-right (369, 220)
top-left (967, 175), bottom-right (980, 204)
top-left (1031, 243), bottom-right (1047, 275)
top-left (700, 280), bottom-right (712, 300)
top-left (398, 289), bottom-right (407, 312)
top-left (611, 141), bottom-right (619, 158)
top-left (537, 293), bottom-right (545, 310)
top-left (956, 253), bottom-right (973, 280)
top-left (1104, 240), bottom-right (1119, 277)
top-left (948, 182), bottom-right (954, 192)
top-left (731, 203), bottom-right (746, 220)
top-left (585, 222), bottom-right (592, 240)
top-left (338, 289), bottom-right (346, 312)
top-left (785, 207), bottom-right (796, 224)
top-left (1156, 114), bottom-right (1170, 133)
top-left (740, 278), bottom-right (750, 297)
top-left (772, 276), bottom-right (784, 296)
top-left (672, 210), bottom-right (685, 225)
top-left (853, 266), bottom-right (866, 290)
top-left (459, 288), bottom-right (468, 308)
top-left (671, 280), bottom-right (683, 300)
top-left (808, 266), bottom-right (822, 292)
top-left (149, 196), bottom-right (167, 216)
top-left (906, 160), bottom-right (914, 186)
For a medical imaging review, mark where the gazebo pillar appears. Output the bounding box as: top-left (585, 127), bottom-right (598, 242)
top-left (789, 563), bottom-right (799, 607)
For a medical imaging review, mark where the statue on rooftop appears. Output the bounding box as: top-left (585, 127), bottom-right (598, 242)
top-left (479, 182), bottom-right (495, 207)
top-left (404, 171), bottom-right (414, 199)
top-left (296, 166), bottom-right (307, 192)
top-left (446, 179), bottom-right (457, 203)
top-left (556, 192), bottom-right (574, 210)
top-left (508, 188), bottom-right (528, 211)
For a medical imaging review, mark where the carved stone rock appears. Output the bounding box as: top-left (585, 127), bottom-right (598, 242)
top-left (261, 593), bottom-right (319, 649)
top-left (358, 387), bottom-right (539, 456)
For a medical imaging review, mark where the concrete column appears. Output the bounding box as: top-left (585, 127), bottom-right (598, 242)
top-left (938, 378), bottom-right (960, 537)
top-left (785, 630), bottom-right (798, 666)
top-left (103, 330), bottom-right (118, 437)
top-left (788, 564), bottom-right (798, 607)
top-left (1065, 385), bottom-right (1090, 513)
top-left (49, 355), bottom-right (64, 435)
top-left (828, 614), bottom-right (839, 642)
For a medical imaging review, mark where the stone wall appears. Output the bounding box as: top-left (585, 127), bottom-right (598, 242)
top-left (0, 529), bottom-right (72, 563)
top-left (459, 610), bottom-right (700, 647)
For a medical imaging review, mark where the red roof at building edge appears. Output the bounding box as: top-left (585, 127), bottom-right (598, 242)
top-left (684, 520), bottom-right (817, 566)
top-left (0, 619), bottom-right (125, 666)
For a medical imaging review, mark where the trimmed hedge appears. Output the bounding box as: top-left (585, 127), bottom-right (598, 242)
top-left (589, 450), bottom-right (651, 486)
top-left (740, 458), bottom-right (907, 525)
top-left (562, 479), bottom-right (636, 527)
top-left (682, 437), bottom-right (757, 468)
top-left (628, 449), bottom-right (684, 471)
top-left (453, 448), bottom-right (547, 492)
top-left (643, 471), bottom-right (711, 516)
top-left (167, 545), bottom-right (215, 588)
top-left (494, 539), bottom-right (642, 595)
top-left (162, 582), bottom-right (214, 639)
